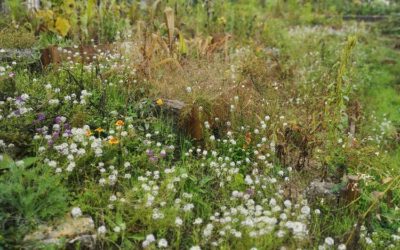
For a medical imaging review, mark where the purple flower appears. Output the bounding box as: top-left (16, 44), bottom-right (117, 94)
top-left (13, 109), bottom-right (21, 116)
top-left (52, 131), bottom-right (60, 139)
top-left (37, 113), bottom-right (46, 121)
top-left (246, 189), bottom-right (255, 196)
top-left (54, 116), bottom-right (63, 124)
top-left (160, 150), bottom-right (167, 158)
top-left (64, 129), bottom-right (72, 136)
top-left (64, 123), bottom-right (71, 130)
top-left (146, 149), bottom-right (154, 157)
top-left (149, 156), bottom-right (158, 163)
top-left (15, 96), bottom-right (24, 104)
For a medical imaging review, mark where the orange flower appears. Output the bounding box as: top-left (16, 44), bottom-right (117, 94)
top-left (115, 120), bottom-right (124, 126)
top-left (95, 127), bottom-right (104, 133)
top-left (245, 132), bottom-right (252, 145)
top-left (108, 136), bottom-right (119, 145)
top-left (85, 130), bottom-right (92, 137)
top-left (156, 98), bottom-right (164, 106)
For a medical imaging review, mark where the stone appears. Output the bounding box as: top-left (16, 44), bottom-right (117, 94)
top-left (307, 181), bottom-right (337, 196)
top-left (306, 180), bottom-right (338, 203)
top-left (23, 215), bottom-right (95, 248)
top-left (0, 48), bottom-right (39, 63)
top-left (67, 234), bottom-right (97, 249)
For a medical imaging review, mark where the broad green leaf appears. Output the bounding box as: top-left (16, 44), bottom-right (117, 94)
top-left (0, 155), bottom-right (38, 169)
top-left (0, 154), bottom-right (14, 169)
top-left (128, 234), bottom-right (145, 241)
top-left (21, 157), bottom-right (38, 168)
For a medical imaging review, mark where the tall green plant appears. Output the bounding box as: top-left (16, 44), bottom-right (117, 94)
top-left (5, 0), bottom-right (27, 22)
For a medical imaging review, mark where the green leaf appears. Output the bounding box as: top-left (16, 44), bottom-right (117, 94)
top-left (21, 157), bottom-right (38, 168)
top-left (128, 234), bottom-right (145, 241)
top-left (200, 176), bottom-right (213, 186)
top-left (0, 154), bottom-right (14, 170)
top-left (0, 155), bottom-right (38, 170)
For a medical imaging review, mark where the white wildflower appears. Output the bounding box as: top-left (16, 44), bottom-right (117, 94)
top-left (158, 238), bottom-right (168, 248)
top-left (325, 237), bottom-right (334, 246)
top-left (97, 225), bottom-right (107, 235)
top-left (71, 207), bottom-right (82, 218)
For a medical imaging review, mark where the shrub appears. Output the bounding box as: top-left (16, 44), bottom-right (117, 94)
top-left (0, 157), bottom-right (69, 247)
top-left (0, 26), bottom-right (36, 49)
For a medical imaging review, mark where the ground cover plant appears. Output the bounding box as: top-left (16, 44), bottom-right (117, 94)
top-left (1, 0), bottom-right (400, 249)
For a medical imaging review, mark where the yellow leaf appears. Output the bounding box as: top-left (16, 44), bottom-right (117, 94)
top-left (36, 9), bottom-right (55, 29)
top-left (86, 0), bottom-right (96, 21)
top-left (55, 17), bottom-right (71, 37)
top-left (382, 177), bottom-right (393, 184)
top-left (36, 9), bottom-right (54, 20)
top-left (179, 32), bottom-right (188, 55)
top-left (63, 0), bottom-right (76, 14)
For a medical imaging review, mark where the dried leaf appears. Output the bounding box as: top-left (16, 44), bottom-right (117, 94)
top-left (372, 191), bottom-right (384, 200)
top-left (347, 175), bottom-right (360, 182)
top-left (382, 177), bottom-right (393, 184)
top-left (245, 132), bottom-right (252, 145)
top-left (164, 7), bottom-right (175, 50)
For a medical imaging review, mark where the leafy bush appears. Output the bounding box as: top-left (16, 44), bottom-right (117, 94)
top-left (0, 26), bottom-right (36, 49)
top-left (0, 157), bottom-right (69, 247)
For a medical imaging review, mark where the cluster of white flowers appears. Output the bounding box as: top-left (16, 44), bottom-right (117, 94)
top-left (71, 207), bottom-right (82, 218)
top-left (142, 234), bottom-right (156, 248)
top-left (97, 225), bottom-right (107, 235)
top-left (40, 123), bottom-right (106, 174)
top-left (1, 94), bottom-right (34, 119)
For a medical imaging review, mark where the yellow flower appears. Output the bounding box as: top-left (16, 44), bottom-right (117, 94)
top-left (85, 130), bottom-right (92, 137)
top-left (156, 98), bottom-right (164, 106)
top-left (108, 136), bottom-right (119, 145)
top-left (115, 120), bottom-right (124, 126)
top-left (218, 16), bottom-right (226, 25)
top-left (95, 127), bottom-right (104, 133)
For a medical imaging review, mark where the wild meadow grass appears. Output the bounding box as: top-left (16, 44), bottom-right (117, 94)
top-left (0, 1), bottom-right (400, 249)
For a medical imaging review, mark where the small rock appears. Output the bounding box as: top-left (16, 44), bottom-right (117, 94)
top-left (0, 48), bottom-right (39, 63)
top-left (307, 181), bottom-right (337, 196)
top-left (67, 234), bottom-right (97, 249)
top-left (24, 215), bottom-right (95, 248)
top-left (306, 180), bottom-right (338, 203)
